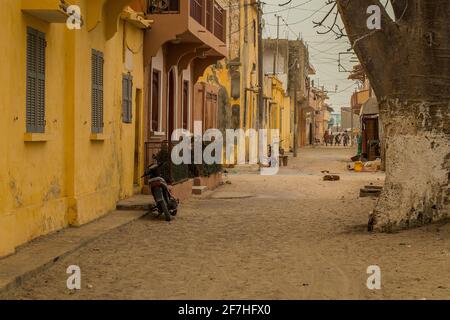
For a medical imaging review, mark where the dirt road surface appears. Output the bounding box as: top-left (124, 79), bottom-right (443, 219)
top-left (2, 147), bottom-right (450, 300)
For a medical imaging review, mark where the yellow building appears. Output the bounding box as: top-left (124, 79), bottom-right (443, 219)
top-left (200, 1), bottom-right (297, 158)
top-left (0, 0), bottom-right (149, 257)
top-left (265, 75), bottom-right (291, 152)
top-left (200, 0), bottom-right (260, 131)
top-left (199, 0), bottom-right (269, 164)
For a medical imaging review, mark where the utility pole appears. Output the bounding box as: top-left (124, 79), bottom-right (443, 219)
top-left (257, 0), bottom-right (264, 130)
top-left (273, 14), bottom-right (281, 75)
top-left (293, 79), bottom-right (299, 157)
top-left (350, 106), bottom-right (354, 146)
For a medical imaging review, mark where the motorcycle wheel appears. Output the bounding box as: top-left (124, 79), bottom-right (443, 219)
top-left (159, 200), bottom-right (171, 222)
top-left (171, 209), bottom-right (178, 216)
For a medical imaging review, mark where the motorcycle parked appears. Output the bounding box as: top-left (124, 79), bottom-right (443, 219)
top-left (141, 162), bottom-right (179, 222)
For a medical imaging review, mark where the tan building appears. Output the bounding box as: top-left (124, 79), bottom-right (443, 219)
top-left (303, 86), bottom-right (329, 145)
top-left (341, 107), bottom-right (360, 133)
top-left (348, 64), bottom-right (382, 161)
top-left (130, 0), bottom-right (227, 178)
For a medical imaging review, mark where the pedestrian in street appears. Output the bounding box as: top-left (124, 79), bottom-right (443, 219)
top-left (343, 131), bottom-right (350, 147)
top-left (357, 133), bottom-right (363, 156)
top-left (324, 131), bottom-right (330, 146)
top-left (335, 133), bottom-right (341, 146)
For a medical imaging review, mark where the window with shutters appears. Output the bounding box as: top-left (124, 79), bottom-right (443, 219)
top-left (151, 69), bottom-right (161, 132)
top-left (26, 27), bottom-right (46, 133)
top-left (91, 49), bottom-right (104, 134)
top-left (122, 73), bottom-right (133, 123)
top-left (182, 80), bottom-right (189, 130)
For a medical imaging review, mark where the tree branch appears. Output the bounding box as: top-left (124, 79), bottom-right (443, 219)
top-left (390, 0), bottom-right (409, 21)
top-left (337, 0), bottom-right (394, 43)
top-left (336, 0), bottom-right (402, 98)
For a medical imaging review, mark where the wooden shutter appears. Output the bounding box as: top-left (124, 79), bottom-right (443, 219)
top-left (122, 73), bottom-right (133, 123)
top-left (122, 74), bottom-right (127, 122)
top-left (91, 49), bottom-right (98, 133)
top-left (151, 70), bottom-right (160, 132)
top-left (182, 81), bottom-right (189, 129)
top-left (92, 49), bottom-right (104, 133)
top-left (129, 75), bottom-right (133, 123)
top-left (98, 52), bottom-right (104, 133)
top-left (26, 27), bottom-right (46, 133)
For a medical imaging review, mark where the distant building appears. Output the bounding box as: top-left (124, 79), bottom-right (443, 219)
top-left (330, 112), bottom-right (342, 133)
top-left (307, 87), bottom-right (330, 144)
top-left (341, 107), bottom-right (360, 133)
top-left (263, 38), bottom-right (313, 148)
top-left (348, 64), bottom-right (382, 161)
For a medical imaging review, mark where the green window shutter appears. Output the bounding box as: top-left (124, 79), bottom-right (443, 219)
top-left (122, 74), bottom-right (133, 124)
top-left (127, 75), bottom-right (133, 123)
top-left (122, 74), bottom-right (128, 123)
top-left (26, 28), bottom-right (37, 133)
top-left (98, 51), bottom-right (104, 133)
top-left (36, 30), bottom-right (46, 133)
top-left (91, 50), bottom-right (97, 133)
top-left (92, 49), bottom-right (104, 134)
top-left (26, 27), bottom-right (46, 133)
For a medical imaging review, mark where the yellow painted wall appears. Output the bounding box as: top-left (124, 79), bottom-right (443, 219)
top-left (198, 0), bottom-right (260, 163)
top-left (200, 1), bottom-right (295, 156)
top-left (1, 1), bottom-right (69, 257)
top-left (268, 76), bottom-right (291, 151)
top-left (240, 0), bottom-right (259, 131)
top-left (200, 0), bottom-right (259, 130)
top-left (0, 0), bottom-right (145, 257)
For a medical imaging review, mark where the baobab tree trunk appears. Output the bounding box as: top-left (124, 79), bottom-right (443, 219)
top-left (376, 99), bottom-right (449, 231)
top-left (337, 0), bottom-right (450, 231)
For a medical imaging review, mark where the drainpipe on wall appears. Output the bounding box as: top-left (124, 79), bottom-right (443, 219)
top-left (244, 88), bottom-right (248, 129)
top-left (257, 0), bottom-right (264, 130)
top-left (244, 87), bottom-right (259, 129)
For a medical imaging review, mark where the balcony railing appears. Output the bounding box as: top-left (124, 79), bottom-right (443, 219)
top-left (144, 140), bottom-right (190, 184)
top-left (144, 140), bottom-right (222, 184)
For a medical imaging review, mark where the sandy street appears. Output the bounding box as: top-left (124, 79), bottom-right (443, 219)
top-left (2, 147), bottom-right (450, 300)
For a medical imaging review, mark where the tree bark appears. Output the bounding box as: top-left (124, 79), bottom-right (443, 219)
top-left (369, 99), bottom-right (450, 231)
top-left (337, 0), bottom-right (450, 231)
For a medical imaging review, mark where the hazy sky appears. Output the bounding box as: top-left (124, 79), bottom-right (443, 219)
top-left (262, 0), bottom-right (359, 111)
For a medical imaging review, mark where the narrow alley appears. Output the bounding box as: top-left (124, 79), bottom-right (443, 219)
top-left (2, 147), bottom-right (450, 300)
top-left (1, 0), bottom-right (449, 308)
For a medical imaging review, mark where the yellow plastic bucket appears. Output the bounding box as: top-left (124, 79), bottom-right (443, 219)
top-left (354, 161), bottom-right (363, 172)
